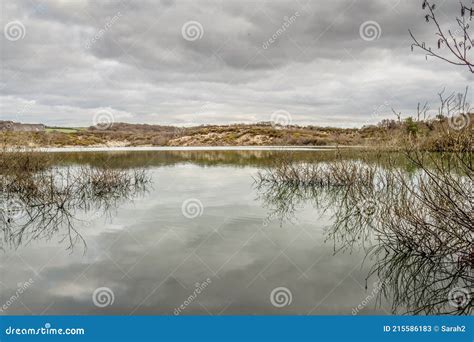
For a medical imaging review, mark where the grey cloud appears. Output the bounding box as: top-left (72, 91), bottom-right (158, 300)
top-left (1, 0), bottom-right (472, 127)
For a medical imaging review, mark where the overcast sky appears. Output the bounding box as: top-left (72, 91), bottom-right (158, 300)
top-left (1, 0), bottom-right (473, 128)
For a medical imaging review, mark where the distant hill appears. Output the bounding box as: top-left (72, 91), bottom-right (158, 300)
top-left (1, 114), bottom-right (472, 151)
top-left (0, 120), bottom-right (45, 132)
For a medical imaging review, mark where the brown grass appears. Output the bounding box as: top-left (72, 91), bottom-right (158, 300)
top-left (0, 113), bottom-right (472, 152)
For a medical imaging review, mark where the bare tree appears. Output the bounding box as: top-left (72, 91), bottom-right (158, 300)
top-left (410, 0), bottom-right (474, 73)
top-left (417, 101), bottom-right (429, 121)
top-left (391, 108), bottom-right (402, 123)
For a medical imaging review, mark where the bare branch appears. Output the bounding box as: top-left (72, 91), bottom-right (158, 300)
top-left (410, 1), bottom-right (474, 73)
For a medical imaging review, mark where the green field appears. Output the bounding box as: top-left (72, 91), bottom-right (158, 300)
top-left (45, 127), bottom-right (82, 133)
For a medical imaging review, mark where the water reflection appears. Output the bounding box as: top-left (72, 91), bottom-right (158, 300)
top-left (0, 150), bottom-right (470, 315)
top-left (0, 166), bottom-right (149, 252)
top-left (255, 153), bottom-right (473, 315)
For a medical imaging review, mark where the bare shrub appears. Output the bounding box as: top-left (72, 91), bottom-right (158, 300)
top-left (0, 149), bottom-right (150, 252)
top-left (255, 148), bottom-right (473, 314)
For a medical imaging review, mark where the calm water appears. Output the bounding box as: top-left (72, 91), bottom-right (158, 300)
top-left (1, 150), bottom-right (392, 315)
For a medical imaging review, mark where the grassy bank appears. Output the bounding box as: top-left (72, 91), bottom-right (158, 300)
top-left (1, 114), bottom-right (472, 151)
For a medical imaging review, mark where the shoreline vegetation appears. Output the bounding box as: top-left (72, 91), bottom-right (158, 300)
top-left (254, 148), bottom-right (473, 315)
top-left (1, 112), bottom-right (472, 152)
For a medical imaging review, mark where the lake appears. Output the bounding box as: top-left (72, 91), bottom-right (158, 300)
top-left (1, 149), bottom-right (469, 315)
